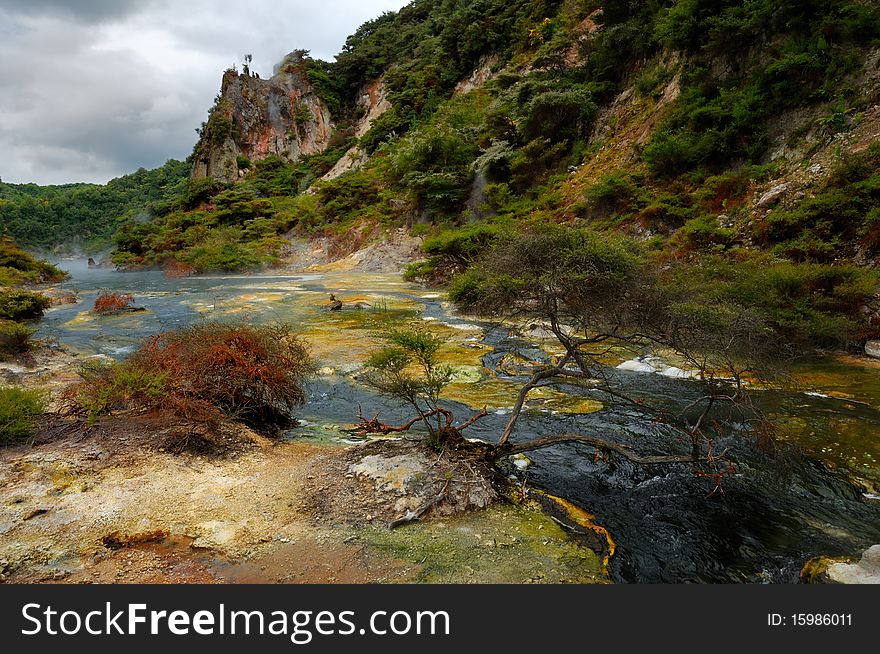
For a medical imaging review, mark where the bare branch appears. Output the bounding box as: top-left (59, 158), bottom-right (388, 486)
top-left (499, 432), bottom-right (700, 465)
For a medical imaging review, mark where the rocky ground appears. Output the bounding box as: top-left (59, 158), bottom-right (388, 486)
top-left (0, 409), bottom-right (607, 584)
top-left (273, 227), bottom-right (424, 275)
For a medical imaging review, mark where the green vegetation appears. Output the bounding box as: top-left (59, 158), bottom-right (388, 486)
top-left (452, 225), bottom-right (877, 350)
top-left (5, 0), bottom-right (877, 349)
top-left (0, 160), bottom-right (189, 251)
top-left (405, 224), bottom-right (504, 282)
top-left (755, 144), bottom-right (880, 262)
top-left (0, 236), bottom-right (66, 286)
top-left (0, 321), bottom-right (36, 360)
top-left (0, 289), bottom-right (51, 322)
top-left (643, 0), bottom-right (880, 176)
top-left (0, 387), bottom-right (46, 443)
top-left (361, 325), bottom-right (486, 448)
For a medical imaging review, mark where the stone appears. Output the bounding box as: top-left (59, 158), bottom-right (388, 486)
top-left (826, 545), bottom-right (880, 584)
top-left (756, 183), bottom-right (789, 208)
top-left (191, 51), bottom-right (333, 182)
top-left (865, 340), bottom-right (880, 359)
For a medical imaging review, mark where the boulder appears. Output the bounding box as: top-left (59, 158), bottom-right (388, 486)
top-left (826, 545), bottom-right (880, 584)
top-left (756, 183), bottom-right (789, 208)
top-left (866, 340), bottom-right (880, 359)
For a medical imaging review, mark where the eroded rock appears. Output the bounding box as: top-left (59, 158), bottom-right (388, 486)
top-left (756, 183), bottom-right (789, 208)
top-left (826, 545), bottom-right (880, 584)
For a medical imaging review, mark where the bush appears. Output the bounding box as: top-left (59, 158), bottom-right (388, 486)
top-left (407, 224), bottom-right (505, 283)
top-left (0, 289), bottom-right (51, 321)
top-left (92, 292), bottom-right (135, 315)
top-left (391, 124), bottom-right (477, 212)
top-left (584, 173), bottom-right (641, 217)
top-left (509, 138), bottom-right (569, 192)
top-left (754, 144), bottom-right (880, 261)
top-left (671, 214), bottom-right (736, 251)
top-left (0, 387), bottom-right (45, 443)
top-left (0, 320), bottom-right (36, 359)
top-left (0, 236), bottom-right (66, 284)
top-left (661, 253), bottom-right (879, 347)
top-left (520, 89), bottom-right (597, 144)
top-left (67, 323), bottom-right (315, 432)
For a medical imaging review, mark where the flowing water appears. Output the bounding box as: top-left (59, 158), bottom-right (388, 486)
top-left (38, 261), bottom-right (880, 583)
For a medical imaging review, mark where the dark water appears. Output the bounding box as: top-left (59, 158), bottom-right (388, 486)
top-left (39, 261), bottom-right (880, 583)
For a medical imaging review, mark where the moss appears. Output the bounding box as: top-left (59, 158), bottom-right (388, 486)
top-left (348, 502), bottom-right (608, 583)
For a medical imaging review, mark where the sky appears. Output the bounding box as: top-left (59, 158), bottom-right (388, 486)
top-left (0, 0), bottom-right (411, 185)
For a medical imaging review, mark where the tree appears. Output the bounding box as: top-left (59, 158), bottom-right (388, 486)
top-left (354, 326), bottom-right (487, 449)
top-left (443, 225), bottom-right (788, 484)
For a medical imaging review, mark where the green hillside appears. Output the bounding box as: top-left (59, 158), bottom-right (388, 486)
top-left (26, 0), bottom-right (880, 347)
top-left (0, 159), bottom-right (189, 252)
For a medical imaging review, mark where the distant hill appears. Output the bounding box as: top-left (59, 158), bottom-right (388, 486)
top-left (0, 159), bottom-right (189, 252)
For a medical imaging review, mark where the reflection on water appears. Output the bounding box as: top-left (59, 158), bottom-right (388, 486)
top-left (38, 261), bottom-right (880, 582)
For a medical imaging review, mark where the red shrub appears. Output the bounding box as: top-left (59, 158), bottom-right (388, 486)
top-left (92, 292), bottom-right (134, 315)
top-left (68, 322), bottom-right (314, 433)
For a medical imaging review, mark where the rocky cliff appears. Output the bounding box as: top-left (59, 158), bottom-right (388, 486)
top-left (191, 52), bottom-right (333, 182)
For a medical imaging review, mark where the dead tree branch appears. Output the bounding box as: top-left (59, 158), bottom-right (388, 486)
top-left (389, 479), bottom-right (450, 529)
top-left (499, 433), bottom-right (702, 465)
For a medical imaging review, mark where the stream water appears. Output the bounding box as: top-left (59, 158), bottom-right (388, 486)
top-left (38, 261), bottom-right (880, 583)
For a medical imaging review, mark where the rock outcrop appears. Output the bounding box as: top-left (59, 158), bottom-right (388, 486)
top-left (322, 76), bottom-right (391, 181)
top-left (191, 52), bottom-right (333, 182)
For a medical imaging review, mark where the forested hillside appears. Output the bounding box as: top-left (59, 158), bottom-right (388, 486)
top-left (14, 0), bottom-right (880, 347)
top-left (0, 160), bottom-right (189, 251)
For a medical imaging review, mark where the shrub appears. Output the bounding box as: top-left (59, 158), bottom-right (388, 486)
top-left (67, 323), bottom-right (315, 432)
top-left (519, 88), bottom-right (597, 144)
top-left (509, 138), bottom-right (569, 192)
top-left (0, 387), bottom-right (45, 443)
top-left (177, 178), bottom-right (226, 211)
top-left (314, 171), bottom-right (381, 223)
top-left (0, 236), bottom-right (66, 283)
top-left (0, 320), bottom-right (36, 359)
top-left (0, 289), bottom-right (51, 321)
top-left (671, 214), bottom-right (736, 251)
top-left (584, 173), bottom-right (641, 216)
top-left (407, 225), bottom-right (505, 283)
top-left (92, 292), bottom-right (135, 315)
top-left (185, 242), bottom-right (262, 272)
top-left (391, 124), bottom-right (477, 212)
top-left (754, 144), bottom-right (880, 261)
top-left (661, 253), bottom-right (879, 347)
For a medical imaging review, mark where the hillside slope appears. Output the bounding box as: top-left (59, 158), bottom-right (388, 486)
top-left (44, 1), bottom-right (880, 345)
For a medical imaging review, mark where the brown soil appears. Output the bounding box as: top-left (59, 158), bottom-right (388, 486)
top-left (0, 415), bottom-right (423, 584)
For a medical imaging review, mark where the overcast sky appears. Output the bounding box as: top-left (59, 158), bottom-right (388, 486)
top-left (0, 0), bottom-right (410, 185)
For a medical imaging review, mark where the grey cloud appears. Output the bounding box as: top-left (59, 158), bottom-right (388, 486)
top-left (0, 0), bottom-right (151, 23)
top-left (0, 0), bottom-right (410, 185)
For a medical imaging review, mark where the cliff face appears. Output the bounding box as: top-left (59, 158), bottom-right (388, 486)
top-left (191, 52), bottom-right (333, 182)
top-left (321, 76), bottom-right (391, 181)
